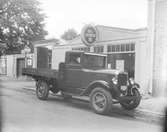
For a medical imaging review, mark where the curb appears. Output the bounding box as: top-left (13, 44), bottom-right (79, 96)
top-left (22, 87), bottom-right (164, 125)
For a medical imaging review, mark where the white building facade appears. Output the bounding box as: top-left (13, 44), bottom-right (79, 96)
top-left (0, 53), bottom-right (33, 78)
top-left (52, 25), bottom-right (149, 95)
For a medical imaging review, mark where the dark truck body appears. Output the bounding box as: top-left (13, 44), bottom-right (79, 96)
top-left (22, 51), bottom-right (141, 114)
top-left (22, 68), bottom-right (58, 79)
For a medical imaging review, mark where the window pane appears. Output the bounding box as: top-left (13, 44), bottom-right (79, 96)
top-left (116, 45), bottom-right (120, 52)
top-left (121, 44), bottom-right (125, 52)
top-left (126, 44), bottom-right (130, 51)
top-left (112, 45), bottom-right (116, 52)
top-left (94, 46), bottom-right (104, 53)
top-left (131, 43), bottom-right (135, 51)
top-left (107, 45), bottom-right (111, 52)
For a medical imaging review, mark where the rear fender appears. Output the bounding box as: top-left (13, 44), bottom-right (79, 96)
top-left (82, 80), bottom-right (113, 96)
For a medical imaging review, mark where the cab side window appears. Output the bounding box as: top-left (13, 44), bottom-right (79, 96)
top-left (67, 53), bottom-right (81, 65)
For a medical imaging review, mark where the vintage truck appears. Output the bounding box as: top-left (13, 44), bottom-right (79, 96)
top-left (22, 51), bottom-right (141, 115)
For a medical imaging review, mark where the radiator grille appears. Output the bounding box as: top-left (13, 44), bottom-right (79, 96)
top-left (118, 73), bottom-right (128, 85)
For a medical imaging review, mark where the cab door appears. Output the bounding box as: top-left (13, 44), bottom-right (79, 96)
top-left (63, 52), bottom-right (83, 94)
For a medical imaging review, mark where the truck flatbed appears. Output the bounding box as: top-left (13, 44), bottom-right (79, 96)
top-left (22, 68), bottom-right (58, 79)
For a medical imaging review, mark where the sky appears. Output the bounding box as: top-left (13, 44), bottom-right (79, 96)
top-left (38, 0), bottom-right (148, 39)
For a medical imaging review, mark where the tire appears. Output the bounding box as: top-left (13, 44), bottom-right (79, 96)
top-left (90, 87), bottom-right (113, 115)
top-left (36, 80), bottom-right (49, 100)
top-left (120, 89), bottom-right (141, 110)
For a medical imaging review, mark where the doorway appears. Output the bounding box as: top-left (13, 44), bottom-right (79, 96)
top-left (108, 53), bottom-right (135, 78)
top-left (17, 58), bottom-right (25, 77)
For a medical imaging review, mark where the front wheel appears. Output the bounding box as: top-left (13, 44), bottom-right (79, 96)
top-left (120, 88), bottom-right (141, 110)
top-left (90, 87), bottom-right (113, 115)
top-left (36, 80), bottom-right (49, 100)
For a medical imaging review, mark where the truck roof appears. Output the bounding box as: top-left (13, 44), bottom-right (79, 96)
top-left (66, 51), bottom-right (107, 57)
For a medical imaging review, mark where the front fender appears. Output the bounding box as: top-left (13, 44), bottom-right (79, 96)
top-left (131, 83), bottom-right (140, 94)
top-left (82, 80), bottom-right (113, 96)
top-left (133, 83), bottom-right (140, 88)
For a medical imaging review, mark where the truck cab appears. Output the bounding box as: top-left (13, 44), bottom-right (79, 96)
top-left (59, 51), bottom-right (108, 93)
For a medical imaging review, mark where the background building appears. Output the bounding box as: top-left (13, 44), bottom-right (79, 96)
top-left (51, 25), bottom-right (148, 94)
top-left (33, 39), bottom-right (59, 69)
top-left (0, 53), bottom-right (33, 78)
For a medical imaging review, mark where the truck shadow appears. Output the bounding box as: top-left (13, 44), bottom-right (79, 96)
top-left (47, 95), bottom-right (138, 122)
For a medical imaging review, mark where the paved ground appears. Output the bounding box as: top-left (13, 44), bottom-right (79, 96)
top-left (1, 78), bottom-right (166, 123)
top-left (0, 78), bottom-right (164, 132)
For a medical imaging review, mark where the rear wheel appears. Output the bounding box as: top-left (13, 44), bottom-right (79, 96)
top-left (120, 88), bottom-right (141, 110)
top-left (90, 87), bottom-right (112, 115)
top-left (36, 80), bottom-right (49, 100)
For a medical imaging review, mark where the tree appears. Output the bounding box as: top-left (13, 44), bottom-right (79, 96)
top-left (0, 0), bottom-right (48, 55)
top-left (61, 28), bottom-right (78, 41)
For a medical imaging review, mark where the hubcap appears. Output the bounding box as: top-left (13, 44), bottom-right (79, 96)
top-left (92, 92), bottom-right (107, 111)
top-left (38, 84), bottom-right (45, 97)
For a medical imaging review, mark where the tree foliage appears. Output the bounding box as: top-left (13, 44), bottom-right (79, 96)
top-left (61, 28), bottom-right (78, 41)
top-left (0, 0), bottom-right (48, 55)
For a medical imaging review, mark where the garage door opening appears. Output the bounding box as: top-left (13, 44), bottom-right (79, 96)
top-left (107, 53), bottom-right (135, 78)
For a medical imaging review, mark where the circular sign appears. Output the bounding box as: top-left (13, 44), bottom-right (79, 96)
top-left (81, 25), bottom-right (98, 46)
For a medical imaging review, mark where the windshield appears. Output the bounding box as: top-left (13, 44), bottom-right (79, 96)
top-left (83, 54), bottom-right (106, 69)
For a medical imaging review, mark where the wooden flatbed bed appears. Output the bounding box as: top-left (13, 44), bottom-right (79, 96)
top-left (22, 68), bottom-right (58, 79)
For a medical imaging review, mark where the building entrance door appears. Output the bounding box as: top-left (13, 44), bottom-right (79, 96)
top-left (17, 58), bottom-right (25, 77)
top-left (108, 53), bottom-right (135, 78)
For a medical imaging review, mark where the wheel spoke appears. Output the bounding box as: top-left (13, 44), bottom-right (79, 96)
top-left (38, 85), bottom-right (46, 97)
top-left (93, 92), bottom-right (106, 109)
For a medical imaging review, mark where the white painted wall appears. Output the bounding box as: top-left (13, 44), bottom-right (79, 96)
top-left (153, 0), bottom-right (167, 96)
top-left (6, 55), bottom-right (14, 77)
top-left (135, 39), bottom-right (149, 94)
top-left (52, 46), bottom-right (72, 70)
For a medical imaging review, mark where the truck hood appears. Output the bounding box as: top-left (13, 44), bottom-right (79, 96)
top-left (83, 69), bottom-right (124, 75)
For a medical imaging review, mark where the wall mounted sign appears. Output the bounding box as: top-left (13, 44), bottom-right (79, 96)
top-left (81, 24), bottom-right (98, 46)
top-left (116, 60), bottom-right (124, 71)
top-left (27, 58), bottom-right (33, 66)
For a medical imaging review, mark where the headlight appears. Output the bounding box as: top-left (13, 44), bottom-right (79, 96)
top-left (112, 77), bottom-right (118, 85)
top-left (120, 86), bottom-right (127, 91)
top-left (129, 78), bottom-right (135, 85)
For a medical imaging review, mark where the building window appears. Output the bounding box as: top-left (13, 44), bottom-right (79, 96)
top-left (94, 46), bottom-right (104, 53)
top-left (107, 43), bottom-right (135, 53)
top-left (131, 43), bottom-right (135, 51)
top-left (121, 44), bottom-right (125, 52)
top-left (112, 45), bottom-right (116, 52)
top-left (116, 45), bottom-right (120, 52)
top-left (0, 57), bottom-right (7, 75)
top-left (125, 44), bottom-right (130, 51)
top-left (107, 45), bottom-right (112, 52)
